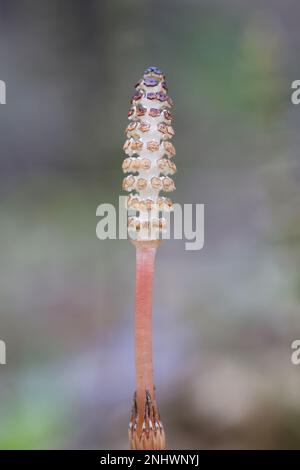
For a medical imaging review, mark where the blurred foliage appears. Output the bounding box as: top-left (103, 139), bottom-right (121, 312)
top-left (0, 401), bottom-right (61, 449)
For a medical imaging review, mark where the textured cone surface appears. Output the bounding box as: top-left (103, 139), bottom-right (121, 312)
top-left (122, 66), bottom-right (176, 241)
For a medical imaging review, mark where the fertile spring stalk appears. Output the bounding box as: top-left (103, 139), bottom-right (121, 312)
top-left (122, 66), bottom-right (176, 450)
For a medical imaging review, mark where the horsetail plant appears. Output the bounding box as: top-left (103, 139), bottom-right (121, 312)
top-left (122, 67), bottom-right (176, 450)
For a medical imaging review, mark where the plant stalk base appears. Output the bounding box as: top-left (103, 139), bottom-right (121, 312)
top-left (129, 389), bottom-right (166, 450)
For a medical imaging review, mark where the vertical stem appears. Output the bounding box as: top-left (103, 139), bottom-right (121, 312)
top-left (135, 244), bottom-right (157, 432)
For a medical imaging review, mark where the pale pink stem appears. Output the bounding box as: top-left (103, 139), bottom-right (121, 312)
top-left (135, 244), bottom-right (157, 431)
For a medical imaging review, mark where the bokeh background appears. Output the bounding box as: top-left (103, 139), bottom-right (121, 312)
top-left (0, 0), bottom-right (300, 449)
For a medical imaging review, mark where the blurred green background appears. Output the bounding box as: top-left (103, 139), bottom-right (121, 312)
top-left (1, 0), bottom-right (300, 449)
